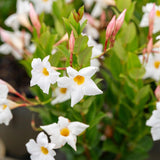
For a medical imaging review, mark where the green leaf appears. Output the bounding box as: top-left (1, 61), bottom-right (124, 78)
top-left (116, 0), bottom-right (131, 11)
top-left (127, 52), bottom-right (141, 70)
top-left (128, 67), bottom-right (145, 79)
top-left (113, 39), bottom-right (128, 61)
top-left (77, 47), bottom-right (92, 67)
top-left (56, 44), bottom-right (70, 58)
top-left (134, 85), bottom-right (151, 105)
top-left (103, 139), bottom-right (119, 153)
top-left (89, 112), bottom-right (106, 129)
top-left (125, 2), bottom-right (136, 22)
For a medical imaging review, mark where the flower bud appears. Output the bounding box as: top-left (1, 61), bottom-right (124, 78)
top-left (0, 28), bottom-right (9, 42)
top-left (115, 9), bottom-right (127, 34)
top-left (148, 3), bottom-right (155, 39)
top-left (155, 85), bottom-right (160, 101)
top-left (69, 31), bottom-right (75, 54)
top-left (29, 3), bottom-right (41, 36)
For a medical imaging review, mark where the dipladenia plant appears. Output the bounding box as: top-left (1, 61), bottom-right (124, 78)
top-left (1, 0), bottom-right (160, 160)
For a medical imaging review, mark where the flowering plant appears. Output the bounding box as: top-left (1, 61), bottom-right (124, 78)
top-left (0, 0), bottom-right (160, 160)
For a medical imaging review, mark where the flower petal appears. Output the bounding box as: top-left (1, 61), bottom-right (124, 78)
top-left (79, 66), bottom-right (98, 78)
top-left (36, 132), bottom-right (48, 146)
top-left (58, 116), bottom-right (70, 129)
top-left (57, 77), bottom-right (72, 88)
top-left (151, 127), bottom-right (160, 141)
top-left (67, 66), bottom-right (78, 78)
top-left (41, 123), bottom-right (59, 135)
top-left (70, 87), bottom-right (84, 107)
top-left (83, 79), bottom-right (103, 96)
top-left (26, 139), bottom-right (40, 155)
top-left (66, 134), bottom-right (77, 151)
top-left (68, 122), bottom-right (89, 136)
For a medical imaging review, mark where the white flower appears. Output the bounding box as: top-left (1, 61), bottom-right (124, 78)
top-left (57, 66), bottom-right (103, 107)
top-left (139, 53), bottom-right (160, 81)
top-left (31, 0), bottom-right (55, 14)
top-left (0, 30), bottom-right (31, 59)
top-left (51, 87), bottom-right (71, 105)
top-left (82, 0), bottom-right (94, 9)
top-left (0, 102), bottom-right (13, 126)
top-left (91, 0), bottom-right (115, 17)
top-left (87, 35), bottom-right (103, 69)
top-left (146, 102), bottom-right (160, 141)
top-left (5, 0), bottom-right (30, 30)
top-left (41, 116), bottom-right (89, 151)
top-left (0, 84), bottom-right (13, 126)
top-left (140, 3), bottom-right (160, 34)
top-left (26, 132), bottom-right (56, 160)
top-left (30, 56), bottom-right (60, 94)
top-left (80, 14), bottom-right (99, 40)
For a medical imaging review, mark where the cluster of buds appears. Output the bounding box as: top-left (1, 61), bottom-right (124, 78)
top-left (104, 9), bottom-right (126, 51)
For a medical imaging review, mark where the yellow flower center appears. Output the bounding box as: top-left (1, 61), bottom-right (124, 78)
top-left (154, 61), bottom-right (160, 69)
top-left (43, 0), bottom-right (48, 2)
top-left (156, 10), bottom-right (160, 17)
top-left (60, 128), bottom-right (70, 137)
top-left (2, 105), bottom-right (7, 110)
top-left (41, 146), bottom-right (49, 155)
top-left (73, 75), bottom-right (85, 85)
top-left (42, 67), bottom-right (49, 76)
top-left (60, 88), bottom-right (67, 94)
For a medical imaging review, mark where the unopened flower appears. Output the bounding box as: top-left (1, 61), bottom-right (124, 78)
top-left (30, 56), bottom-right (60, 94)
top-left (41, 116), bottom-right (89, 151)
top-left (51, 87), bottom-right (71, 105)
top-left (0, 29), bottom-right (31, 59)
top-left (30, 0), bottom-right (55, 14)
top-left (140, 3), bottom-right (160, 34)
top-left (155, 86), bottom-right (160, 101)
top-left (5, 0), bottom-right (31, 30)
top-left (139, 53), bottom-right (160, 81)
top-left (146, 102), bottom-right (160, 141)
top-left (57, 66), bottom-right (103, 107)
top-left (0, 84), bottom-right (13, 125)
top-left (26, 132), bottom-right (56, 160)
top-left (29, 3), bottom-right (41, 36)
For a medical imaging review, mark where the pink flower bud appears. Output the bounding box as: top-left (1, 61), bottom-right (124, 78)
top-left (104, 16), bottom-right (116, 51)
top-left (148, 3), bottom-right (155, 39)
top-left (69, 31), bottom-right (75, 67)
top-left (0, 79), bottom-right (17, 94)
top-left (69, 31), bottom-right (75, 53)
top-left (0, 28), bottom-right (10, 42)
top-left (106, 16), bottom-right (116, 40)
top-left (155, 85), bottom-right (160, 101)
top-left (29, 3), bottom-right (41, 36)
top-left (115, 9), bottom-right (127, 34)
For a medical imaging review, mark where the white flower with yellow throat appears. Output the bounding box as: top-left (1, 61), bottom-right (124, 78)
top-left (30, 56), bottom-right (60, 94)
top-left (26, 132), bottom-right (56, 160)
top-left (0, 84), bottom-right (13, 126)
top-left (51, 87), bottom-right (71, 105)
top-left (139, 53), bottom-right (160, 81)
top-left (41, 116), bottom-right (89, 151)
top-left (57, 66), bottom-right (103, 107)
